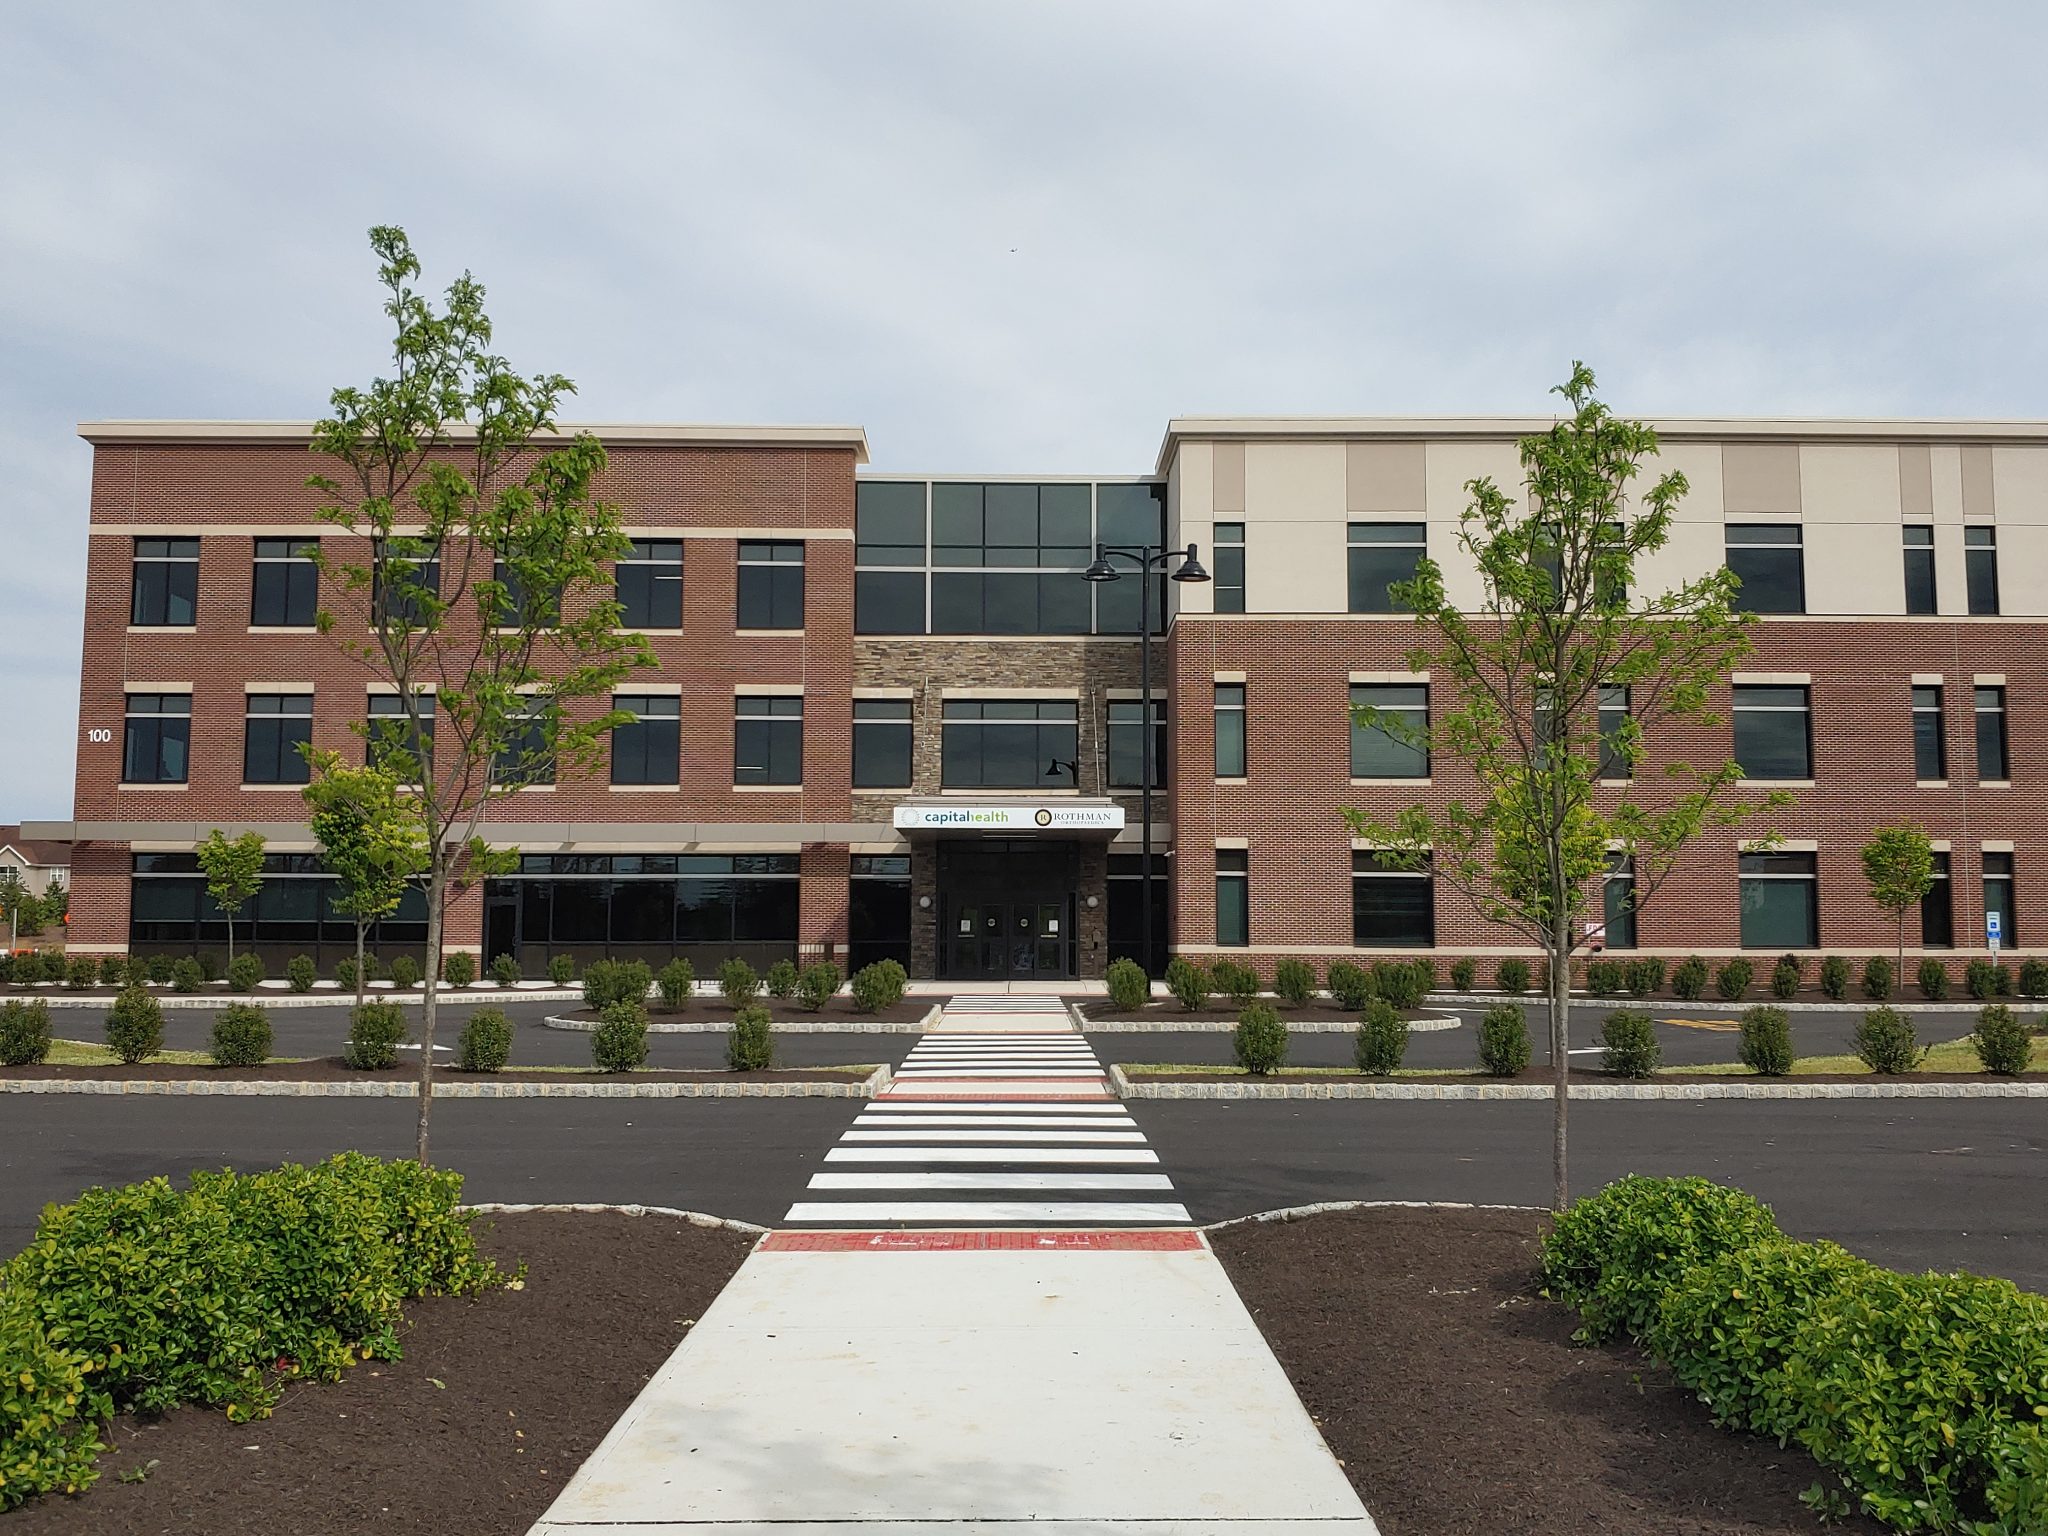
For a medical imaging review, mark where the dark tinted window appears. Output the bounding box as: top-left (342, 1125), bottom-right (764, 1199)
top-left (1921, 851), bottom-right (1953, 948)
top-left (1107, 700), bottom-right (1167, 788)
top-left (251, 538), bottom-right (318, 627)
top-left (243, 693), bottom-right (313, 784)
top-left (1984, 852), bottom-right (2016, 948)
top-left (123, 692), bottom-right (191, 783)
top-left (611, 695), bottom-right (680, 785)
top-left (737, 541), bottom-right (804, 629)
top-left (1965, 526), bottom-right (2000, 616)
top-left (940, 700), bottom-right (1079, 789)
top-left (1215, 848), bottom-right (1249, 947)
top-left (1732, 684), bottom-right (1811, 779)
top-left (1214, 683), bottom-right (1246, 778)
top-left (1976, 686), bottom-right (2008, 780)
top-left (371, 541), bottom-right (441, 626)
top-left (735, 695), bottom-right (804, 785)
top-left (1211, 523), bottom-right (1245, 613)
top-left (366, 693), bottom-right (434, 777)
top-left (1726, 524), bottom-right (1804, 614)
top-left (1350, 684), bottom-right (1428, 778)
top-left (1598, 685), bottom-right (1632, 779)
top-left (852, 699), bottom-right (913, 788)
top-left (1347, 523), bottom-right (1424, 613)
top-left (1739, 851), bottom-right (1817, 948)
top-left (1902, 525), bottom-right (1936, 616)
top-left (1603, 854), bottom-right (1637, 948)
top-left (856, 482), bottom-right (926, 564)
top-left (1912, 685), bottom-right (1946, 780)
top-left (131, 538), bottom-right (199, 626)
top-left (1352, 852), bottom-right (1433, 946)
top-left (616, 540), bottom-right (683, 629)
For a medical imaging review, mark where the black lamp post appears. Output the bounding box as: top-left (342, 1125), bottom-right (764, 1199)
top-left (1085, 541), bottom-right (1209, 975)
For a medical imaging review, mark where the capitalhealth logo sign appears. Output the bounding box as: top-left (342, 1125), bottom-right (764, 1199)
top-left (892, 805), bottom-right (1127, 831)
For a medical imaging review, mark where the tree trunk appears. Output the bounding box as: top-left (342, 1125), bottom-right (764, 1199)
top-left (354, 922), bottom-right (368, 1014)
top-left (225, 911), bottom-right (234, 967)
top-left (416, 858), bottom-right (445, 1164)
top-left (1549, 908), bottom-right (1572, 1212)
top-left (1896, 909), bottom-right (1906, 991)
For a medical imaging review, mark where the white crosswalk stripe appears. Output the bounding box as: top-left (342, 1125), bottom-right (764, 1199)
top-left (781, 996), bottom-right (1188, 1227)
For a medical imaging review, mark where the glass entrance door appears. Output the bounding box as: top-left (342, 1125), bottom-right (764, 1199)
top-left (944, 897), bottom-right (1072, 979)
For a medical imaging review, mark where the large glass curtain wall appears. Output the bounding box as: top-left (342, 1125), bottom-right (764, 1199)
top-left (487, 854), bottom-right (800, 971)
top-left (848, 855), bottom-right (912, 970)
top-left (129, 853), bottom-right (427, 965)
top-left (854, 480), bottom-right (1167, 636)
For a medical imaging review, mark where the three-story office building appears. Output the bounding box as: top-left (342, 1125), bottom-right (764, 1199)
top-left (37, 414), bottom-right (2044, 980)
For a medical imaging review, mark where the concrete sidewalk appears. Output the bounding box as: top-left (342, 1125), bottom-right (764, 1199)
top-left (528, 1228), bottom-right (1378, 1536)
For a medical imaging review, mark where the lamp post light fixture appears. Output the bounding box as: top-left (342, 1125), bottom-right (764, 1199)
top-left (1085, 540), bottom-right (1209, 975)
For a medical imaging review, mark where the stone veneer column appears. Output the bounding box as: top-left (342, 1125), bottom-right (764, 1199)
top-left (1076, 841), bottom-right (1109, 978)
top-left (910, 845), bottom-right (940, 980)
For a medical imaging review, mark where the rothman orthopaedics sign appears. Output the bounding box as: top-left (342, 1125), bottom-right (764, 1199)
top-left (891, 805), bottom-right (1127, 831)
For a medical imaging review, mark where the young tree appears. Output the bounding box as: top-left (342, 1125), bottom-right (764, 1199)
top-left (308, 226), bottom-right (649, 1163)
top-left (1346, 363), bottom-right (1784, 1210)
top-left (0, 870), bottom-right (29, 950)
top-left (195, 831), bottom-right (266, 966)
top-left (1862, 822), bottom-right (1935, 982)
top-left (302, 751), bottom-right (431, 1012)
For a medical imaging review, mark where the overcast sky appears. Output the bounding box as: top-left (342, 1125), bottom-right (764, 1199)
top-left (3, 1), bottom-right (2044, 819)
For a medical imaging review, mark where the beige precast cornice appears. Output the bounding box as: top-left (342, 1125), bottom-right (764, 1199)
top-left (77, 421), bottom-right (871, 462)
top-left (1155, 414), bottom-right (2048, 473)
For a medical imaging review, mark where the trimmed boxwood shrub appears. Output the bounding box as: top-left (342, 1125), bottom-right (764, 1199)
top-left (1495, 956), bottom-right (1532, 995)
top-left (1326, 961), bottom-right (1373, 1011)
top-left (547, 953), bottom-right (575, 985)
top-left (441, 950), bottom-right (477, 988)
top-left (2020, 957), bottom-right (2048, 999)
top-left (764, 959), bottom-right (799, 1000)
top-left (388, 955), bottom-right (421, 990)
top-left (171, 956), bottom-right (205, 994)
top-left (727, 1003), bottom-right (773, 1071)
top-left (106, 985), bottom-right (165, 1064)
top-left (1599, 1009), bottom-right (1659, 1079)
top-left (0, 998), bottom-right (52, 1066)
top-left (458, 1008), bottom-right (513, 1073)
top-left (145, 953), bottom-right (174, 985)
top-left (1737, 1005), bottom-right (1794, 1076)
top-left (1448, 956), bottom-right (1476, 992)
top-left (64, 955), bottom-right (97, 991)
top-left (1372, 959), bottom-right (1429, 1010)
top-left (1273, 958), bottom-right (1316, 1007)
top-left (850, 960), bottom-right (907, 1013)
top-left (99, 955), bottom-right (131, 989)
top-left (1539, 1174), bottom-right (1783, 1344)
top-left (797, 961), bottom-right (841, 1011)
top-left (719, 959), bottom-right (761, 1010)
top-left (334, 955), bottom-right (361, 993)
top-left (228, 952), bottom-right (265, 993)
top-left (1671, 955), bottom-right (1708, 1001)
top-left (1211, 959), bottom-right (1261, 1006)
top-left (1478, 1003), bottom-right (1531, 1076)
top-left (1861, 954), bottom-right (1894, 1001)
top-left (0, 1153), bottom-right (503, 1508)
top-left (1713, 958), bottom-right (1753, 1001)
top-left (1918, 957), bottom-right (1950, 1000)
top-left (1354, 996), bottom-right (1407, 1075)
top-left (1769, 953), bottom-right (1801, 1000)
top-left (1232, 1001), bottom-right (1286, 1075)
top-left (1853, 1005), bottom-right (1918, 1074)
top-left (1965, 956), bottom-right (1999, 1000)
top-left (1105, 957), bottom-right (1149, 1012)
top-left (1973, 1003), bottom-right (2035, 1075)
top-left (198, 953), bottom-right (223, 983)
top-left (286, 955), bottom-right (317, 994)
top-left (489, 953), bottom-right (521, 989)
top-left (1165, 956), bottom-right (1209, 1011)
top-left (1623, 958), bottom-right (1666, 998)
top-left (591, 1000), bottom-right (649, 1072)
top-left (1585, 958), bottom-right (1626, 997)
top-left (209, 1003), bottom-right (273, 1067)
top-left (583, 959), bottom-right (652, 1011)
top-left (656, 957), bottom-right (695, 1007)
top-left (343, 1001), bottom-right (408, 1070)
top-left (1818, 953), bottom-right (1850, 1000)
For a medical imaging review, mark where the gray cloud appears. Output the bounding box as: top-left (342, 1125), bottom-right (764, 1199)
top-left (3, 0), bottom-right (2044, 815)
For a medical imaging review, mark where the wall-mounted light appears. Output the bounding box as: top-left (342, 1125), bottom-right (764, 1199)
top-left (1084, 894), bottom-right (1099, 909)
top-left (917, 894), bottom-right (933, 909)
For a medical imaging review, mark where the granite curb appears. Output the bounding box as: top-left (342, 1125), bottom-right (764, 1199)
top-left (1084, 1012), bottom-right (1461, 1034)
top-left (1203, 1198), bottom-right (1549, 1231)
top-left (23, 987), bottom-right (582, 1009)
top-left (462, 1201), bottom-right (771, 1235)
top-left (1107, 1061), bottom-right (2048, 1101)
top-left (0, 1064), bottom-right (894, 1099)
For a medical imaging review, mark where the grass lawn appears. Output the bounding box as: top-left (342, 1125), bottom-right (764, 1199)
top-left (47, 1038), bottom-right (314, 1067)
top-left (473, 1062), bottom-right (882, 1076)
top-left (1660, 1034), bottom-right (2038, 1076)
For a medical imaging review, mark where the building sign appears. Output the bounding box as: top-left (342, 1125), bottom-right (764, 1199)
top-left (892, 805), bottom-right (1126, 832)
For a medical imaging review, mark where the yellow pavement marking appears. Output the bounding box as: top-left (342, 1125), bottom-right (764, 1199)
top-left (1661, 1017), bottom-right (1739, 1032)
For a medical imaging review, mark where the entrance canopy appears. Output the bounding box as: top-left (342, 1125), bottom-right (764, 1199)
top-left (892, 800), bottom-right (1125, 840)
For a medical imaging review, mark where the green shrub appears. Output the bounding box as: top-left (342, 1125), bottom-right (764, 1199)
top-left (146, 952), bottom-right (174, 984)
top-left (64, 955), bottom-right (97, 991)
top-left (764, 959), bottom-right (799, 999)
top-left (1495, 956), bottom-right (1532, 995)
top-left (656, 957), bottom-right (696, 1007)
top-left (797, 961), bottom-right (840, 1010)
top-left (197, 952), bottom-right (223, 983)
top-left (441, 950), bottom-right (477, 987)
top-left (1273, 958), bottom-right (1316, 1006)
top-left (1165, 956), bottom-right (1209, 1011)
top-left (99, 955), bottom-right (131, 988)
top-left (286, 954), bottom-right (317, 994)
top-left (1539, 1174), bottom-right (1782, 1343)
top-left (334, 954), bottom-right (360, 993)
top-left (582, 958), bottom-right (652, 1011)
top-left (1599, 1009), bottom-right (1660, 1078)
top-left (719, 958), bottom-right (761, 1009)
top-left (726, 1003), bottom-right (773, 1071)
top-left (1713, 957), bottom-right (1753, 1001)
top-left (1210, 959), bottom-right (1260, 1006)
top-left (1735, 1005), bottom-right (1795, 1076)
top-left (209, 1003), bottom-right (272, 1068)
top-left (343, 1001), bottom-right (408, 1069)
top-left (1478, 1003), bottom-right (1531, 1075)
top-left (849, 960), bottom-right (906, 1012)
top-left (1671, 955), bottom-right (1707, 1000)
top-left (458, 1008), bottom-right (513, 1073)
top-left (0, 998), bottom-right (53, 1066)
top-left (1973, 1004), bottom-right (2034, 1075)
top-left (1965, 957), bottom-right (1998, 1000)
top-left (1623, 957), bottom-right (1666, 998)
top-left (1448, 956), bottom-right (1476, 992)
top-left (228, 952), bottom-right (265, 993)
top-left (105, 985), bottom-right (164, 1064)
top-left (388, 954), bottom-right (421, 990)
top-left (1585, 957), bottom-right (1625, 997)
top-left (1818, 954), bottom-right (1850, 1000)
top-left (1326, 960), bottom-right (1374, 1011)
top-left (0, 1153), bottom-right (501, 1507)
top-left (1770, 953), bottom-right (1802, 1000)
top-left (591, 1000), bottom-right (649, 1072)
top-left (1861, 954), bottom-right (1893, 1001)
top-left (1992, 961), bottom-right (2013, 997)
top-left (1854, 1005), bottom-right (1918, 1074)
top-left (1372, 958), bottom-right (1429, 1010)
top-left (171, 956), bottom-right (205, 994)
top-left (2019, 957), bottom-right (2048, 999)
top-left (1354, 997), bottom-right (1406, 1075)
top-left (547, 953), bottom-right (575, 985)
top-left (489, 953), bottom-right (520, 989)
top-left (1915, 957), bottom-right (1949, 1000)
top-left (1105, 957), bottom-right (1149, 1012)
top-left (1232, 1001), bottom-right (1286, 1075)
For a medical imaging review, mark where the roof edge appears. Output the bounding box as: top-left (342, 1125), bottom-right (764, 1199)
top-left (78, 421), bottom-right (871, 463)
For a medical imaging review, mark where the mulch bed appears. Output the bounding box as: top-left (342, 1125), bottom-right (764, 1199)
top-left (1211, 1206), bottom-right (1883, 1535)
top-left (4, 1211), bottom-right (757, 1536)
top-left (1130, 1066), bottom-right (2042, 1084)
top-left (1, 1058), bottom-right (873, 1083)
top-left (567, 996), bottom-right (932, 1025)
top-left (1085, 1001), bottom-right (1392, 1024)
